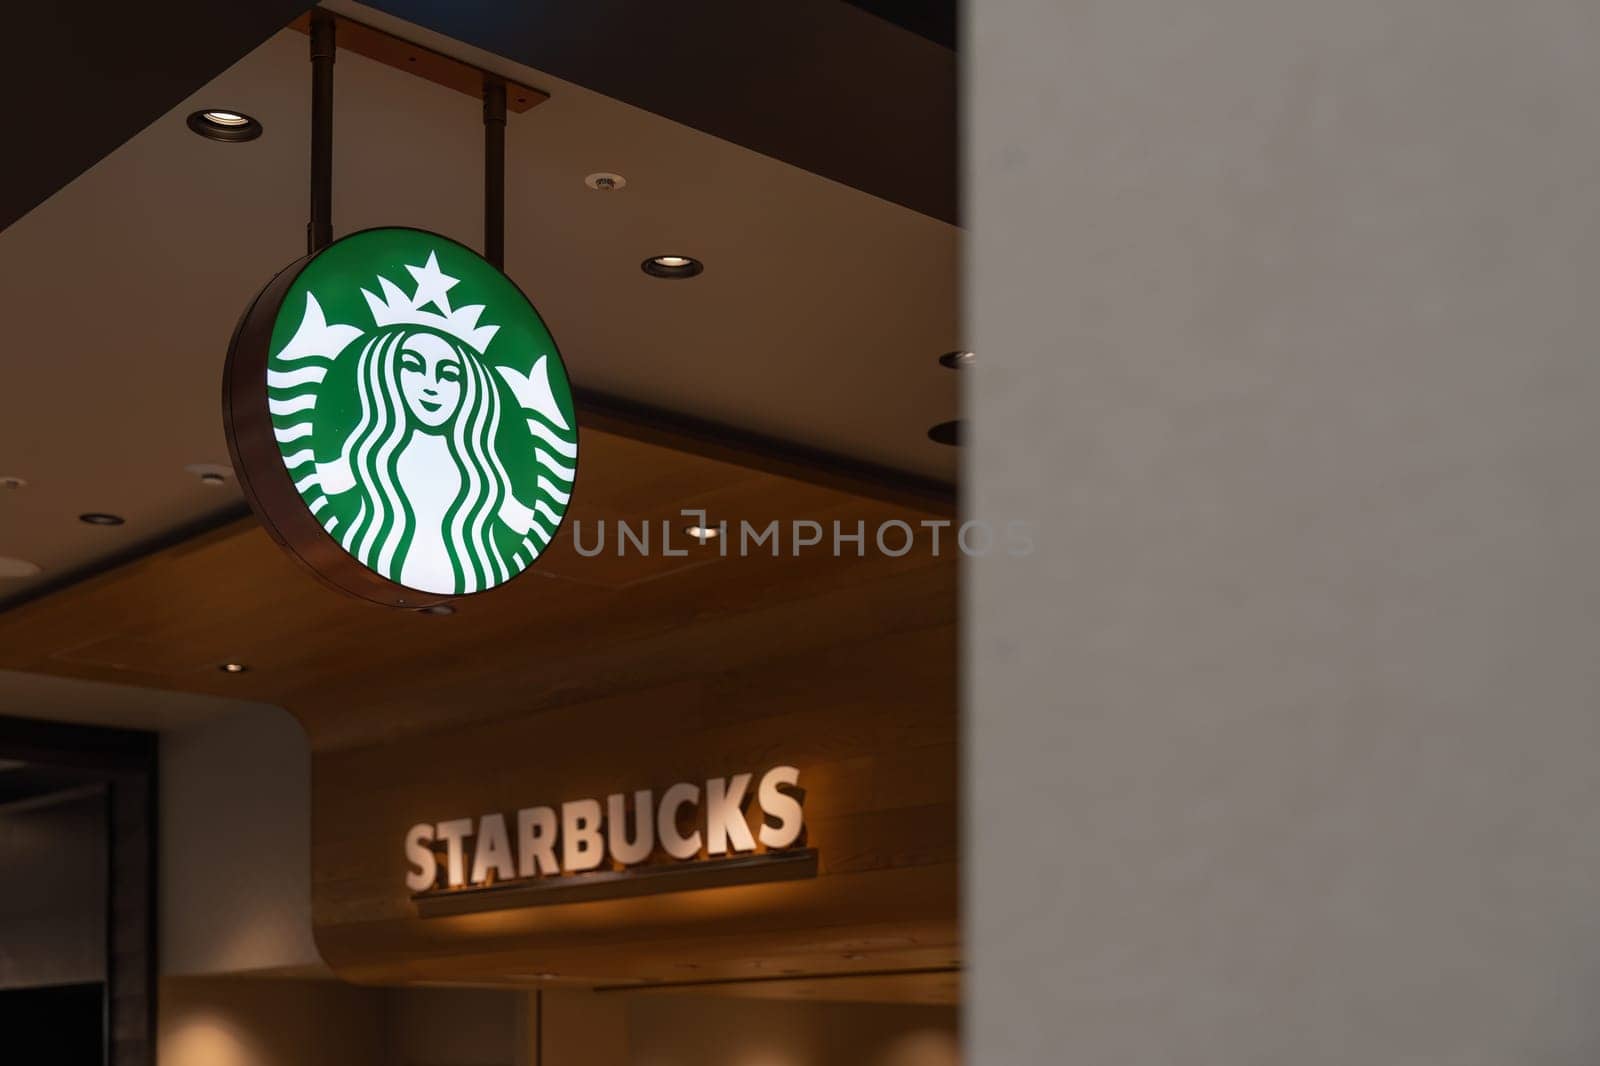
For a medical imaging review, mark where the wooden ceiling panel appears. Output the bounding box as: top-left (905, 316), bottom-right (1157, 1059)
top-left (0, 423), bottom-right (952, 747)
top-left (0, 423), bottom-right (958, 993)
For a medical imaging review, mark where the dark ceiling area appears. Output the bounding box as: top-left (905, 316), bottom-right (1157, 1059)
top-left (844, 0), bottom-right (958, 50)
top-left (369, 0), bottom-right (957, 222)
top-left (1, 1), bottom-right (955, 235)
top-left (0, 0), bottom-right (315, 232)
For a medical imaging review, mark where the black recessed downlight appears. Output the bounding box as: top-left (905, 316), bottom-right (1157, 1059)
top-left (418, 604), bottom-right (457, 616)
top-left (927, 421), bottom-right (961, 446)
top-left (641, 255), bottom-right (704, 279)
top-left (187, 109), bottom-right (263, 143)
top-left (939, 350), bottom-right (975, 369)
top-left (79, 513), bottom-right (125, 526)
top-left (218, 662), bottom-right (249, 674)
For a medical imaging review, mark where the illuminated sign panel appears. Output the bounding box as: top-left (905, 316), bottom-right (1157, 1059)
top-left (405, 767), bottom-right (810, 911)
top-left (224, 227), bottom-right (577, 606)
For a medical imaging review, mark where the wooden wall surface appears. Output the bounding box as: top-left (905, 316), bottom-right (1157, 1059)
top-left (0, 423), bottom-right (960, 990)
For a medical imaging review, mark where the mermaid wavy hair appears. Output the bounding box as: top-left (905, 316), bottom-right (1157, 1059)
top-left (338, 328), bottom-right (517, 593)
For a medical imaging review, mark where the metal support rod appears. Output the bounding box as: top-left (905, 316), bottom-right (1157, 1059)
top-left (484, 77), bottom-right (507, 269)
top-left (309, 11), bottom-right (336, 253)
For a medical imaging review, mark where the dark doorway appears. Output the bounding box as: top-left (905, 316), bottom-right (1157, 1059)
top-left (0, 717), bottom-right (157, 1066)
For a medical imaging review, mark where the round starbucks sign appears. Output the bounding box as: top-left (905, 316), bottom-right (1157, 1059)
top-left (224, 228), bottom-right (577, 607)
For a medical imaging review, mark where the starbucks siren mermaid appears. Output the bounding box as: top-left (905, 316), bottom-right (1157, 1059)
top-left (263, 247), bottom-right (577, 595)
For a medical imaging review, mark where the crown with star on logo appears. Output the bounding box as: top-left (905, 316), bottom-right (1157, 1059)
top-left (360, 250), bottom-right (500, 353)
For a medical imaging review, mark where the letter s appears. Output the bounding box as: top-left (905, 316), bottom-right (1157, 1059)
top-left (757, 766), bottom-right (805, 849)
top-left (404, 823), bottom-right (437, 892)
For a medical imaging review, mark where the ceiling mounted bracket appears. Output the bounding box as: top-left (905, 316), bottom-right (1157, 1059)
top-left (289, 9), bottom-right (550, 261)
top-left (288, 13), bottom-right (549, 112)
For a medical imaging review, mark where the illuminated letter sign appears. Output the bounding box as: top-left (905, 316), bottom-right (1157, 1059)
top-left (224, 227), bottom-right (577, 606)
top-left (406, 767), bottom-right (812, 914)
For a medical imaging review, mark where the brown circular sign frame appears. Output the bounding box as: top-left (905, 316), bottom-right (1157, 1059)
top-left (223, 249), bottom-right (453, 608)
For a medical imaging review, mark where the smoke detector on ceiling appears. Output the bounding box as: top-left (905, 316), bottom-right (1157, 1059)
top-left (185, 462), bottom-right (235, 487)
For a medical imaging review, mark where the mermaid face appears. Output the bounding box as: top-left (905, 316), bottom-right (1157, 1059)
top-left (398, 333), bottom-right (464, 429)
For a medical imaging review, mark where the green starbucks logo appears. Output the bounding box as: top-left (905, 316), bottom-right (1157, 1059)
top-left (225, 228), bottom-right (576, 603)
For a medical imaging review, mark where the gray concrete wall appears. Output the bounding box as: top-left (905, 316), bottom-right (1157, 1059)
top-left (967, 2), bottom-right (1600, 1063)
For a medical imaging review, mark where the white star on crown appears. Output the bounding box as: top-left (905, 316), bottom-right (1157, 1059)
top-left (361, 251), bottom-right (500, 353)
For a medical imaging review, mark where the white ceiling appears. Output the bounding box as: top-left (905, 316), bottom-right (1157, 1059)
top-left (0, 0), bottom-right (960, 605)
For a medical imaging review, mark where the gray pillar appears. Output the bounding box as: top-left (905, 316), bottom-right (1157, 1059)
top-left (967, 2), bottom-right (1600, 1062)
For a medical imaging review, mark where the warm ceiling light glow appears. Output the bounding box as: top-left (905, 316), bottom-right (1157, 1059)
top-left (79, 512), bottom-right (125, 526)
top-left (641, 255), bottom-right (704, 279)
top-left (219, 662), bottom-right (249, 674)
top-left (685, 525), bottom-right (719, 542)
top-left (0, 476), bottom-right (26, 489)
top-left (187, 109), bottom-right (263, 142)
top-left (0, 557), bottom-right (42, 579)
top-left (939, 350), bottom-right (975, 369)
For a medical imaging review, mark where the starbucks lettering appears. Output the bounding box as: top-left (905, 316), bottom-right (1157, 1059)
top-left (404, 766), bottom-right (809, 907)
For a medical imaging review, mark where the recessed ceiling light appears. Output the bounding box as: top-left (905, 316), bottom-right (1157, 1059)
top-left (641, 255), bottom-right (703, 279)
top-left (79, 512), bottom-right (125, 526)
top-left (685, 525), bottom-right (719, 542)
top-left (0, 557), bottom-right (42, 579)
top-left (584, 172), bottom-right (626, 191)
top-left (218, 662), bottom-right (249, 674)
top-left (187, 109), bottom-right (263, 143)
top-left (185, 462), bottom-right (234, 486)
top-left (939, 350), bottom-right (975, 369)
top-left (417, 604), bottom-right (456, 616)
top-left (927, 421), bottom-right (961, 446)
top-left (0, 476), bottom-right (26, 490)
